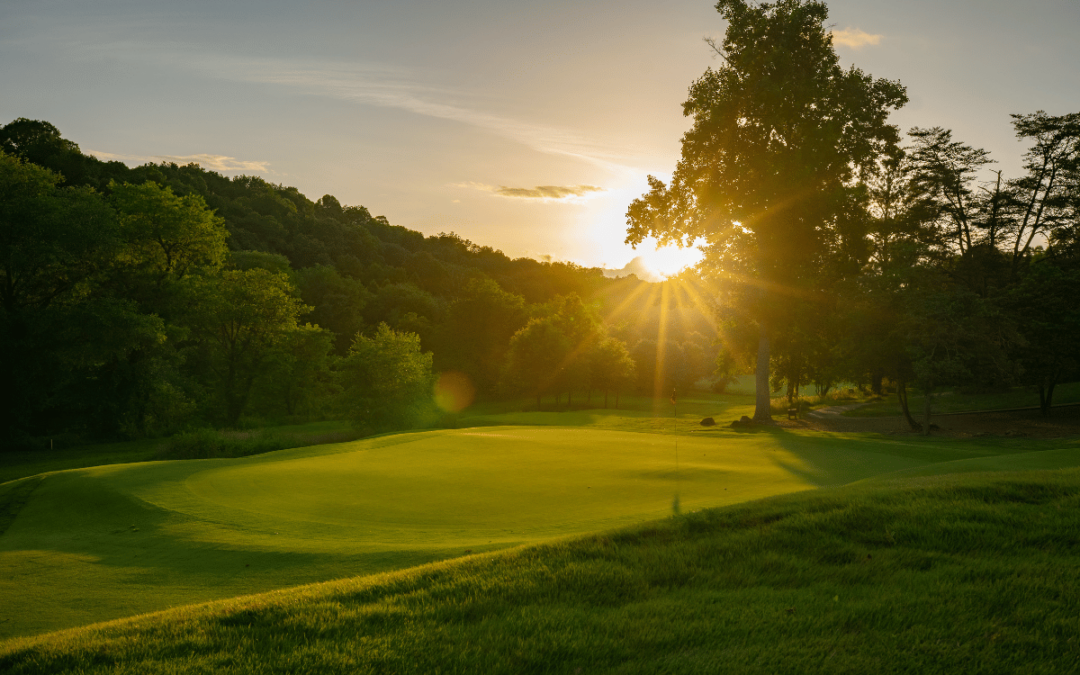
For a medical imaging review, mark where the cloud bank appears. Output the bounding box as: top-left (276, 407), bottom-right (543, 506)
top-left (156, 154), bottom-right (271, 172)
top-left (601, 256), bottom-right (663, 283)
top-left (496, 185), bottom-right (605, 199)
top-left (86, 149), bottom-right (270, 173)
top-left (457, 182), bottom-right (606, 201)
top-left (831, 28), bottom-right (883, 49)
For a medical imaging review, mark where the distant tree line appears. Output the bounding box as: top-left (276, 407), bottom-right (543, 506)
top-left (838, 112), bottom-right (1080, 429)
top-left (0, 119), bottom-right (719, 449)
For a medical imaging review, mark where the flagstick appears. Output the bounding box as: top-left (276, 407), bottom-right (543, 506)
top-left (672, 388), bottom-right (680, 514)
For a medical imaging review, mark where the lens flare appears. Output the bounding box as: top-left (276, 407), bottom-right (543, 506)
top-left (434, 371), bottom-right (476, 413)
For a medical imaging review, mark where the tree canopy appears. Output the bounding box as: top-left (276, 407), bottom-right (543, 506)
top-left (3, 117), bottom-right (721, 446)
top-left (627, 0), bottom-right (906, 421)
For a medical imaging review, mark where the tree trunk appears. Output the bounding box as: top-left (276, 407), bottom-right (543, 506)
top-left (871, 371), bottom-right (883, 396)
top-left (922, 386), bottom-right (933, 437)
top-left (897, 379), bottom-right (922, 431)
top-left (753, 328), bottom-right (773, 423)
top-left (615, 391), bottom-right (620, 409)
top-left (604, 390), bottom-right (609, 408)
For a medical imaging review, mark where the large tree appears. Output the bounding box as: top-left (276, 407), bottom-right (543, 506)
top-left (587, 336), bottom-right (636, 409)
top-left (0, 151), bottom-right (141, 443)
top-left (339, 323), bottom-right (434, 433)
top-left (502, 316), bottom-right (572, 409)
top-left (1008, 111), bottom-right (1080, 267)
top-left (626, 0), bottom-right (906, 421)
top-left (435, 277), bottom-right (527, 394)
top-left (189, 268), bottom-right (311, 426)
top-left (1003, 260), bottom-right (1080, 416)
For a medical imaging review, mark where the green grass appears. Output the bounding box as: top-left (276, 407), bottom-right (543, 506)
top-left (844, 382), bottom-right (1080, 418)
top-left (0, 421), bottom-right (359, 484)
top-left (3, 466), bottom-right (1079, 673)
top-left (0, 422), bottom-right (796, 639)
top-left (0, 392), bottom-right (752, 484)
top-left (2, 390), bottom-right (1079, 670)
top-left (2, 399), bottom-right (1077, 641)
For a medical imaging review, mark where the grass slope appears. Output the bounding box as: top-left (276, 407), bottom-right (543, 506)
top-left (0, 425), bottom-right (829, 639)
top-left (2, 415), bottom-right (1078, 641)
top-left (0, 421), bottom-right (359, 485)
top-left (2, 467), bottom-right (1079, 673)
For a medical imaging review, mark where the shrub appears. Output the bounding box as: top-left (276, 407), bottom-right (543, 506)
top-left (156, 428), bottom-right (292, 460)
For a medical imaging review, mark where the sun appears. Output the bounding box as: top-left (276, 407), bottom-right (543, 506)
top-left (638, 243), bottom-right (703, 279)
top-left (578, 187), bottom-right (703, 279)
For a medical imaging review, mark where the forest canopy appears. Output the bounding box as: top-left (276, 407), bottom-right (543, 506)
top-left (2, 79), bottom-right (1078, 447)
top-left (0, 119), bottom-right (714, 448)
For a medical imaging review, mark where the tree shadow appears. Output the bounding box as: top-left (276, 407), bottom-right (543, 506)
top-left (758, 426), bottom-right (1047, 488)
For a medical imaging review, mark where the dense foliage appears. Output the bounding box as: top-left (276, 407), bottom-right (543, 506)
top-left (4, 0), bottom-right (1076, 445)
top-left (0, 120), bottom-right (717, 448)
top-left (628, 0), bottom-right (907, 421)
top-left (628, 0), bottom-right (1080, 430)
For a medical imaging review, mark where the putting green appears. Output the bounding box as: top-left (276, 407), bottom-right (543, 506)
top-left (2, 424), bottom-right (1077, 639)
top-left (154, 427), bottom-right (814, 546)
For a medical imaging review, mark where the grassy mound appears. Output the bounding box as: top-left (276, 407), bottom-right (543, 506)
top-left (3, 467), bottom-right (1078, 673)
top-left (0, 421), bottom-right (361, 485)
top-left (2, 411), bottom-right (1079, 641)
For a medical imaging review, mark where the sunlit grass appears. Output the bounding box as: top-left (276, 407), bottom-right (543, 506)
top-left (4, 466), bottom-right (1080, 673)
top-left (3, 387), bottom-right (1079, 651)
top-left (3, 405), bottom-right (1078, 641)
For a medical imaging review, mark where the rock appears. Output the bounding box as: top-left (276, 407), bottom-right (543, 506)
top-left (730, 415), bottom-right (754, 428)
top-left (700, 417), bottom-right (716, 426)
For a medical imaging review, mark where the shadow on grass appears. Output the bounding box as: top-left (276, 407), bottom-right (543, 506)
top-left (0, 467), bottom-right (478, 640)
top-left (762, 425), bottom-right (1080, 488)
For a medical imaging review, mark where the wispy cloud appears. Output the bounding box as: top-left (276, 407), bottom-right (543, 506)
top-left (179, 55), bottom-right (638, 174)
top-left (154, 154), bottom-right (270, 172)
top-left (85, 148), bottom-right (270, 173)
top-left (84, 149), bottom-right (144, 163)
top-left (46, 31), bottom-right (641, 174)
top-left (831, 27), bottom-right (883, 49)
top-left (496, 185), bottom-right (605, 199)
top-left (456, 182), bottom-right (606, 201)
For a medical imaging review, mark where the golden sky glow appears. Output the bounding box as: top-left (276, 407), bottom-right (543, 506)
top-left (4, 0), bottom-right (1077, 272)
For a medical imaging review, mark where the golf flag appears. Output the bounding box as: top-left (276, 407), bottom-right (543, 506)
top-left (670, 388), bottom-right (677, 405)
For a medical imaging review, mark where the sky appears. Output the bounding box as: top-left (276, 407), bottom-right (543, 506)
top-left (2, 0), bottom-right (1079, 279)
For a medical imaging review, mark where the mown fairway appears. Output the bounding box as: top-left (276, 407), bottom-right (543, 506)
top-left (2, 399), bottom-right (1079, 642)
top-left (3, 465), bottom-right (1080, 674)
